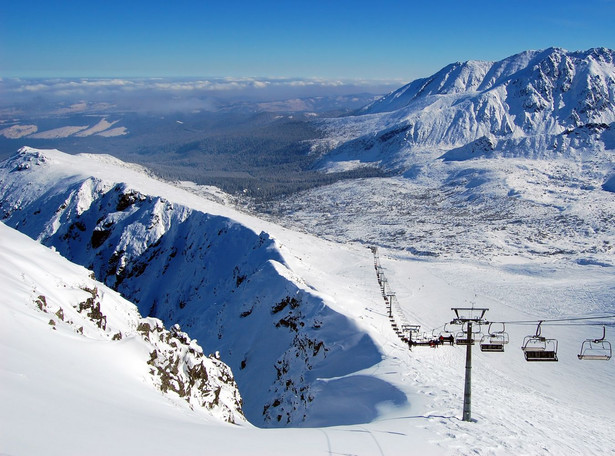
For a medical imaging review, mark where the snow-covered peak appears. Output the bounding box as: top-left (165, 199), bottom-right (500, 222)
top-left (364, 59), bottom-right (493, 113)
top-left (316, 47), bottom-right (615, 176)
top-left (360, 47), bottom-right (615, 117)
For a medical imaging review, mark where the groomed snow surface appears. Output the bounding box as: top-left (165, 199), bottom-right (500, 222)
top-left (1, 148), bottom-right (615, 455)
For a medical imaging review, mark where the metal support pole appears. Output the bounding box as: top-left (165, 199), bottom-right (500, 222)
top-left (451, 307), bottom-right (487, 423)
top-left (462, 321), bottom-right (472, 422)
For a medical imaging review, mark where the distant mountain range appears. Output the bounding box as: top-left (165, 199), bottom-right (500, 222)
top-left (258, 48), bottom-right (615, 263)
top-left (317, 47), bottom-right (615, 171)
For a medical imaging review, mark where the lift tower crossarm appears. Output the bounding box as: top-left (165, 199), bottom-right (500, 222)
top-left (450, 307), bottom-right (489, 324)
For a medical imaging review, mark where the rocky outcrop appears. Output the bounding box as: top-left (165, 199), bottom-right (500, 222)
top-left (34, 284), bottom-right (244, 424)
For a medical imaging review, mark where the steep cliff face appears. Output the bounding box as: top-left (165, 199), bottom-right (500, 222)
top-left (0, 147), bottom-right (393, 427)
top-left (0, 222), bottom-right (245, 424)
top-left (320, 48), bottom-right (615, 170)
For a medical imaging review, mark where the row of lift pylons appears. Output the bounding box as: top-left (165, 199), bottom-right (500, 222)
top-left (370, 246), bottom-right (613, 362)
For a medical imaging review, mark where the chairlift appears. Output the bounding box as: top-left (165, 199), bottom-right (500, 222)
top-left (456, 322), bottom-right (481, 346)
top-left (480, 322), bottom-right (509, 353)
top-left (401, 324), bottom-right (420, 334)
top-left (400, 324), bottom-right (420, 343)
top-left (522, 322), bottom-right (558, 362)
top-left (578, 326), bottom-right (612, 361)
top-left (438, 323), bottom-right (455, 345)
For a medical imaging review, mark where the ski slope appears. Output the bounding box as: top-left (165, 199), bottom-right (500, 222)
top-left (1, 148), bottom-right (615, 455)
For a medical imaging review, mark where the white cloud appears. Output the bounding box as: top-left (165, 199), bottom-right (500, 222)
top-left (1, 77), bottom-right (402, 113)
top-left (5, 77), bottom-right (401, 95)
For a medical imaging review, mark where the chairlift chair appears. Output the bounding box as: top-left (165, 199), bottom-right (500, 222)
top-left (578, 326), bottom-right (612, 361)
top-left (439, 323), bottom-right (454, 338)
top-left (522, 322), bottom-right (558, 362)
top-left (455, 331), bottom-right (473, 345)
top-left (455, 321), bottom-right (481, 346)
top-left (480, 322), bottom-right (510, 353)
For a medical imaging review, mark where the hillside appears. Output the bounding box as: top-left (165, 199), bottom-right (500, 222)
top-left (0, 147), bottom-right (399, 428)
top-left (1, 147), bottom-right (614, 454)
top-left (0, 220), bottom-right (247, 451)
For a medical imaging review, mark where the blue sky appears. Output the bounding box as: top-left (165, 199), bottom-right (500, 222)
top-left (2, 0), bottom-right (615, 82)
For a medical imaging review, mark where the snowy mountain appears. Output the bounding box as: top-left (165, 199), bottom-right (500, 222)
top-left (258, 48), bottom-right (615, 263)
top-left (316, 47), bottom-right (615, 169)
top-left (2, 147), bottom-right (615, 455)
top-left (0, 146), bottom-right (399, 428)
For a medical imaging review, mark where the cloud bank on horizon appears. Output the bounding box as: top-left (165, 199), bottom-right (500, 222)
top-left (0, 77), bottom-right (403, 115)
top-left (7, 77), bottom-right (402, 94)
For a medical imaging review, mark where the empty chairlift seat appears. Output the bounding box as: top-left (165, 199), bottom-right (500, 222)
top-left (522, 322), bottom-right (558, 362)
top-left (480, 323), bottom-right (509, 353)
top-left (578, 326), bottom-right (612, 361)
top-left (456, 331), bottom-right (474, 346)
top-left (455, 322), bottom-right (481, 346)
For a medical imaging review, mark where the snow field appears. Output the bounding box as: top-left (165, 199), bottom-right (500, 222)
top-left (2, 147), bottom-right (614, 455)
top-left (270, 225), bottom-right (615, 453)
top-left (373, 250), bottom-right (615, 454)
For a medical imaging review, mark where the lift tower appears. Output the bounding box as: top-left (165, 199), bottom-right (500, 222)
top-left (451, 307), bottom-right (489, 422)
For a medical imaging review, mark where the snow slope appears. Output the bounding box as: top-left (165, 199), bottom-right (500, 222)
top-left (0, 221), bottom-right (247, 451)
top-left (0, 147), bottom-right (401, 428)
top-left (0, 221), bottom-right (427, 456)
top-left (2, 147), bottom-right (615, 455)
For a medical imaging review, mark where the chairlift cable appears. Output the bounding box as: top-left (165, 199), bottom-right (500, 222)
top-left (489, 314), bottom-right (615, 325)
top-left (427, 316), bottom-right (615, 334)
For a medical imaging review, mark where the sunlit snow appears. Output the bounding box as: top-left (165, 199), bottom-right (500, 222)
top-left (1, 147), bottom-right (614, 455)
